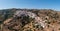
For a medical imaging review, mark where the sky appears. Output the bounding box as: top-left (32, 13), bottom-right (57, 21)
top-left (0, 0), bottom-right (60, 11)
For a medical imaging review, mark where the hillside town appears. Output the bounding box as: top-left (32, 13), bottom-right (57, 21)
top-left (0, 9), bottom-right (60, 31)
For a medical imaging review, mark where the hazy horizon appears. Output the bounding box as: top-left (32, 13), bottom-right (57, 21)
top-left (0, 0), bottom-right (60, 11)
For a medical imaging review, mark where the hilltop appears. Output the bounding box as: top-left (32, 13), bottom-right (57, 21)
top-left (0, 8), bottom-right (60, 31)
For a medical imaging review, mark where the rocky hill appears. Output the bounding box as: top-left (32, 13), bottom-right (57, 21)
top-left (0, 9), bottom-right (60, 31)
